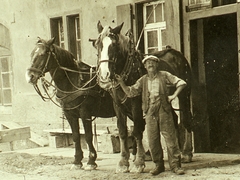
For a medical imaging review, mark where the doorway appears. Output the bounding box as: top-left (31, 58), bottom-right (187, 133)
top-left (191, 13), bottom-right (240, 153)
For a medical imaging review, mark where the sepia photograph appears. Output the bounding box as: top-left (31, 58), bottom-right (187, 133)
top-left (0, 0), bottom-right (240, 179)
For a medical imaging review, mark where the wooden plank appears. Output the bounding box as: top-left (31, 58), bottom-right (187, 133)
top-left (197, 19), bottom-right (206, 84)
top-left (182, 0), bottom-right (191, 63)
top-left (0, 127), bottom-right (31, 143)
top-left (188, 3), bottom-right (237, 20)
top-left (0, 121), bottom-right (23, 129)
top-left (43, 128), bottom-right (107, 135)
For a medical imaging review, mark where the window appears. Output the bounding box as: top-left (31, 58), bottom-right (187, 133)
top-left (67, 15), bottom-right (81, 61)
top-left (0, 56), bottom-right (12, 106)
top-left (143, 1), bottom-right (166, 54)
top-left (50, 14), bottom-right (81, 61)
top-left (0, 24), bottom-right (12, 110)
top-left (189, 0), bottom-right (211, 5)
top-left (187, 0), bottom-right (211, 11)
top-left (50, 17), bottom-right (65, 48)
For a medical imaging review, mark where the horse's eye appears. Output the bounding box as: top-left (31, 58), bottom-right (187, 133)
top-left (109, 33), bottom-right (116, 40)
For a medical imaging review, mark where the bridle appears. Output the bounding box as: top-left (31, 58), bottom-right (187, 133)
top-left (29, 44), bottom-right (98, 110)
top-left (28, 48), bottom-right (54, 101)
top-left (96, 29), bottom-right (144, 108)
top-left (28, 43), bottom-right (52, 78)
top-left (96, 32), bottom-right (118, 74)
top-left (97, 30), bottom-right (139, 86)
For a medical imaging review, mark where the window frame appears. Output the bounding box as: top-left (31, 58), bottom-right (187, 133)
top-left (67, 15), bottom-right (81, 61)
top-left (143, 1), bottom-right (166, 54)
top-left (0, 56), bottom-right (13, 106)
top-left (50, 12), bottom-right (82, 61)
top-left (50, 17), bottom-right (65, 49)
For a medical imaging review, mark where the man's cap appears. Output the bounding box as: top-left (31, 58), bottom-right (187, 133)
top-left (142, 55), bottom-right (159, 64)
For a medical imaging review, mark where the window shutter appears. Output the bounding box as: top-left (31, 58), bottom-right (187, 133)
top-left (164, 1), bottom-right (181, 50)
top-left (116, 4), bottom-right (133, 35)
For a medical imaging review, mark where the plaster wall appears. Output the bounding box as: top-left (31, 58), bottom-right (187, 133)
top-left (0, 0), bottom-right (136, 136)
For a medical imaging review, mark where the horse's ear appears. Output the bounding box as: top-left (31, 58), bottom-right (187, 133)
top-left (37, 37), bottom-right (42, 43)
top-left (47, 37), bottom-right (55, 45)
top-left (89, 38), bottom-right (97, 48)
top-left (97, 21), bottom-right (103, 33)
top-left (111, 22), bottom-right (124, 35)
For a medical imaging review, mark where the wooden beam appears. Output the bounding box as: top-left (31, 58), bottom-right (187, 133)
top-left (188, 3), bottom-right (237, 20)
top-left (197, 19), bottom-right (206, 84)
top-left (237, 3), bottom-right (240, 104)
top-left (0, 127), bottom-right (31, 143)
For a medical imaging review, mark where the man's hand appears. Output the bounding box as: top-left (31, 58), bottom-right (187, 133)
top-left (115, 74), bottom-right (123, 83)
top-left (168, 95), bottom-right (176, 103)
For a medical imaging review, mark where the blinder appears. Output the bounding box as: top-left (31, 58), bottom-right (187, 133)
top-left (28, 50), bottom-right (52, 78)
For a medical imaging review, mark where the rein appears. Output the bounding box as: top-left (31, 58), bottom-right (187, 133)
top-left (32, 50), bottom-right (99, 110)
top-left (40, 77), bottom-right (91, 110)
top-left (107, 30), bottom-right (141, 106)
top-left (28, 51), bottom-right (52, 77)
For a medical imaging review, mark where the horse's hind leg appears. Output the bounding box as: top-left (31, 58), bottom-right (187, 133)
top-left (181, 129), bottom-right (193, 163)
top-left (65, 112), bottom-right (83, 169)
top-left (180, 104), bottom-right (193, 163)
top-left (82, 119), bottom-right (97, 170)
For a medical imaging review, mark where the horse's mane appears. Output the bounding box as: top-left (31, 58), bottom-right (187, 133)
top-left (53, 44), bottom-right (78, 69)
top-left (118, 33), bottom-right (130, 53)
top-left (99, 26), bottom-right (130, 54)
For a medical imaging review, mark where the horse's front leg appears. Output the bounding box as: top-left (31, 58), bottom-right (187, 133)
top-left (115, 109), bottom-right (130, 173)
top-left (65, 111), bottom-right (83, 169)
top-left (128, 99), bottom-right (146, 173)
top-left (82, 118), bottom-right (97, 170)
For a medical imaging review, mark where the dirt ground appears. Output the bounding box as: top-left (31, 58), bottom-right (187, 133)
top-left (0, 148), bottom-right (240, 180)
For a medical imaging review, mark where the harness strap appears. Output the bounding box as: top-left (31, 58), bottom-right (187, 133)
top-left (120, 30), bottom-right (135, 81)
top-left (56, 89), bottom-right (100, 104)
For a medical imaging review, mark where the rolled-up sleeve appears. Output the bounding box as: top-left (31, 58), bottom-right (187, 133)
top-left (127, 77), bottom-right (143, 97)
top-left (165, 71), bottom-right (186, 88)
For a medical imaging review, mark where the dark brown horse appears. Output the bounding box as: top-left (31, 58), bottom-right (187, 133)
top-left (92, 22), bottom-right (193, 171)
top-left (92, 23), bottom-right (146, 173)
top-left (26, 37), bottom-right (116, 170)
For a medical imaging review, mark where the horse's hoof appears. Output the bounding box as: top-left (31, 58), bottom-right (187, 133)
top-left (130, 164), bottom-right (145, 173)
top-left (145, 154), bottom-right (152, 161)
top-left (116, 165), bottom-right (129, 173)
top-left (131, 155), bottom-right (136, 162)
top-left (70, 164), bottom-right (83, 170)
top-left (181, 154), bottom-right (192, 163)
top-left (84, 164), bottom-right (97, 171)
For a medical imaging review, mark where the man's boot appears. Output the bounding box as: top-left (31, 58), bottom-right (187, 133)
top-left (149, 163), bottom-right (165, 175)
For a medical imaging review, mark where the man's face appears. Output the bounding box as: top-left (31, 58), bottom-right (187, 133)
top-left (144, 59), bottom-right (158, 72)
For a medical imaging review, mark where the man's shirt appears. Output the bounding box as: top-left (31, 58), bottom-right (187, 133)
top-left (126, 71), bottom-right (186, 98)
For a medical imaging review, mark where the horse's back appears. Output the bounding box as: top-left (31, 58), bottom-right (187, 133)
top-left (152, 48), bottom-right (191, 88)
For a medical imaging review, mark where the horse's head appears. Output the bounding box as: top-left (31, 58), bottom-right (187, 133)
top-left (92, 21), bottom-right (129, 89)
top-left (26, 37), bottom-right (56, 85)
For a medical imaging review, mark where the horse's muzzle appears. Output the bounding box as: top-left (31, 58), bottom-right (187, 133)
top-left (25, 70), bottom-right (39, 85)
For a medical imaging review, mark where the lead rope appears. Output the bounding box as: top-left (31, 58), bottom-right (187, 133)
top-left (93, 120), bottom-right (98, 151)
top-left (61, 110), bottom-right (66, 131)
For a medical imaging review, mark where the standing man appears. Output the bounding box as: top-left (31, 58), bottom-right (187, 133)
top-left (115, 55), bottom-right (186, 175)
